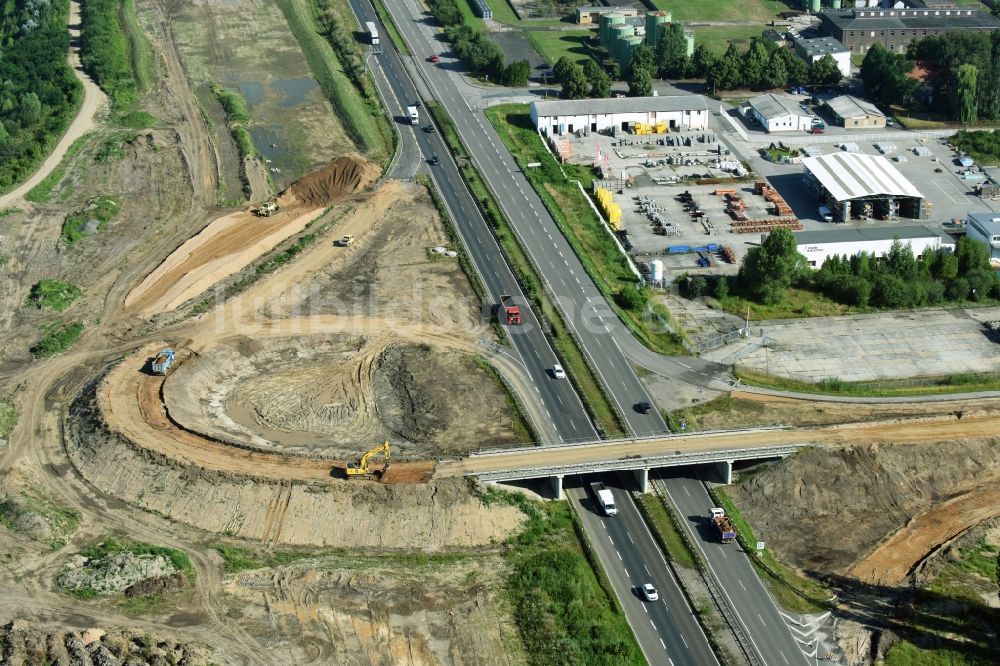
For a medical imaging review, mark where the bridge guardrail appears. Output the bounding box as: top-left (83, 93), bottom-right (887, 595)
top-left (473, 444), bottom-right (799, 481)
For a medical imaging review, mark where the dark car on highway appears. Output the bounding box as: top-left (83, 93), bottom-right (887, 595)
top-left (635, 401), bottom-right (653, 414)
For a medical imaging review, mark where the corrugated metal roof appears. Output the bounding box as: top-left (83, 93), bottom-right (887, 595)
top-left (968, 212), bottom-right (1000, 235)
top-left (794, 225), bottom-right (943, 245)
top-left (532, 95), bottom-right (710, 118)
top-left (826, 95), bottom-right (884, 119)
top-left (802, 152), bottom-right (923, 202)
top-left (748, 94), bottom-right (810, 120)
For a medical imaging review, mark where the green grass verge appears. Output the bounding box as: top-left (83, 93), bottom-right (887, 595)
top-left (470, 356), bottom-right (538, 443)
top-left (212, 84), bottom-right (251, 124)
top-left (427, 101), bottom-right (624, 437)
top-left (117, 110), bottom-right (157, 129)
top-left (31, 322), bottom-right (85, 358)
top-left (485, 104), bottom-right (686, 356)
top-left (476, 486), bottom-right (644, 665)
top-left (637, 493), bottom-right (697, 569)
top-left (525, 29), bottom-right (594, 67)
top-left (736, 367), bottom-right (1000, 398)
top-left (720, 287), bottom-right (854, 320)
top-left (712, 489), bottom-right (830, 613)
top-left (372, 0), bottom-right (410, 55)
top-left (275, 0), bottom-right (391, 165)
top-left (212, 544), bottom-right (327, 573)
top-left (649, 0), bottom-right (785, 21)
top-left (24, 133), bottom-right (94, 204)
top-left (0, 398), bottom-right (15, 439)
top-left (884, 641), bottom-right (995, 666)
top-left (0, 208), bottom-right (21, 218)
top-left (120, 0), bottom-right (154, 92)
top-left (27, 280), bottom-right (82, 311)
top-left (62, 196), bottom-right (120, 244)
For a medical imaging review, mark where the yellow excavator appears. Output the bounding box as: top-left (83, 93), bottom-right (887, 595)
top-left (345, 440), bottom-right (391, 479)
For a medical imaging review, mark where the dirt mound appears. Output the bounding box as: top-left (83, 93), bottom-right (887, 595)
top-left (0, 620), bottom-right (212, 665)
top-left (726, 439), bottom-right (1000, 583)
top-left (286, 156), bottom-right (380, 207)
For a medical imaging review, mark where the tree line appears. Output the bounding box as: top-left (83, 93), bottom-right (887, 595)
top-left (0, 0), bottom-right (82, 193)
top-left (693, 228), bottom-right (1000, 310)
top-left (702, 38), bottom-right (842, 93)
top-left (427, 0), bottom-right (530, 86)
top-left (860, 30), bottom-right (1000, 123)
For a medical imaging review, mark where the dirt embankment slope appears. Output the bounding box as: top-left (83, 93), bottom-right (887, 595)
top-left (124, 157), bottom-right (379, 314)
top-left (727, 439), bottom-right (1000, 585)
top-left (68, 379), bottom-right (524, 550)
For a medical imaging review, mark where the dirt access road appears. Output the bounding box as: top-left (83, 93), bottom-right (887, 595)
top-left (0, 0), bottom-right (107, 208)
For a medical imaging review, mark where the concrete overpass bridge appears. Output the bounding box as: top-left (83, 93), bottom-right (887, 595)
top-left (435, 427), bottom-right (804, 498)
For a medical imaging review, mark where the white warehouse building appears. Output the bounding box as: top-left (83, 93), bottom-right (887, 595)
top-left (530, 95), bottom-right (710, 137)
top-left (745, 93), bottom-right (813, 133)
top-left (792, 225), bottom-right (953, 268)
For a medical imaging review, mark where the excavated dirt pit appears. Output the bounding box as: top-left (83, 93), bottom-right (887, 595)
top-left (164, 335), bottom-right (523, 459)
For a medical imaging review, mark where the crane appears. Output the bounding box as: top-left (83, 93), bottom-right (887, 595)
top-left (345, 440), bottom-right (391, 479)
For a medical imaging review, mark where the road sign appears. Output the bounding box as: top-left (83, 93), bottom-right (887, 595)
top-left (756, 541), bottom-right (765, 552)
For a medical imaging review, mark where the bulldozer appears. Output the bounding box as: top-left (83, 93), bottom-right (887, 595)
top-left (251, 200), bottom-right (279, 217)
top-left (345, 440), bottom-right (391, 480)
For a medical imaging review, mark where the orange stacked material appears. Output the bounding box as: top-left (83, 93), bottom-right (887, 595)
top-left (729, 217), bottom-right (802, 233)
top-left (754, 181), bottom-right (768, 195)
top-left (721, 246), bottom-right (737, 263)
top-left (714, 188), bottom-right (738, 197)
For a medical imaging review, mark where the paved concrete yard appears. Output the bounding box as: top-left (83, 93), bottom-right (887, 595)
top-left (704, 307), bottom-right (1000, 381)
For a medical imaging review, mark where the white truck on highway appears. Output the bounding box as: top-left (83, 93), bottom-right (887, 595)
top-left (590, 482), bottom-right (617, 516)
top-left (407, 105), bottom-right (419, 125)
top-left (365, 21), bottom-right (379, 46)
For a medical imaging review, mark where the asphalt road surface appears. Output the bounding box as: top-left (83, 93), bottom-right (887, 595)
top-left (659, 471), bottom-right (814, 666)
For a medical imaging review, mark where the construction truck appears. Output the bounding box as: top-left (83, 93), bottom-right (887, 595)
top-left (497, 295), bottom-right (521, 325)
top-left (151, 348), bottom-right (175, 375)
top-left (345, 440), bottom-right (391, 479)
top-left (334, 235), bottom-right (354, 247)
top-left (590, 482), bottom-right (617, 516)
top-left (710, 507), bottom-right (737, 543)
top-left (252, 200), bottom-right (279, 217)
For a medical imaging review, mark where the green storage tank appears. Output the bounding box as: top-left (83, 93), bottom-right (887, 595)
top-left (832, 0), bottom-right (841, 8)
top-left (602, 14), bottom-right (627, 47)
top-left (810, 0), bottom-right (821, 12)
top-left (620, 35), bottom-right (643, 68)
top-left (611, 25), bottom-right (632, 58)
top-left (645, 11), bottom-right (670, 46)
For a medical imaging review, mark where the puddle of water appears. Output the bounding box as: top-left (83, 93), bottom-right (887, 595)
top-left (271, 78), bottom-right (318, 108)
top-left (235, 80), bottom-right (264, 107)
top-left (249, 125), bottom-right (298, 189)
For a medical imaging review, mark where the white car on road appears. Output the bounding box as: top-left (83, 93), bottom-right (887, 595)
top-left (552, 364), bottom-right (566, 379)
top-left (640, 583), bottom-right (658, 601)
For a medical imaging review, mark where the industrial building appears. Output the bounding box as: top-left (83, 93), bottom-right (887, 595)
top-left (802, 152), bottom-right (925, 222)
top-left (576, 6), bottom-right (637, 24)
top-left (794, 36), bottom-right (851, 78)
top-left (745, 94), bottom-right (813, 132)
top-left (531, 95), bottom-right (710, 137)
top-left (793, 225), bottom-right (951, 268)
top-left (818, 8), bottom-right (1000, 54)
top-left (824, 95), bottom-right (886, 128)
top-left (965, 212), bottom-right (1000, 262)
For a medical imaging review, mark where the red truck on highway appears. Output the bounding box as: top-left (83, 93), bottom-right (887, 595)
top-left (710, 507), bottom-right (737, 543)
top-left (498, 295), bottom-right (521, 325)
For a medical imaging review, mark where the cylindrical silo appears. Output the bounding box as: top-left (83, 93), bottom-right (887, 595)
top-left (645, 11), bottom-right (670, 46)
top-left (620, 35), bottom-right (643, 68)
top-left (810, 0), bottom-right (821, 13)
top-left (603, 14), bottom-right (626, 48)
top-left (832, 0), bottom-right (842, 8)
top-left (649, 260), bottom-right (664, 282)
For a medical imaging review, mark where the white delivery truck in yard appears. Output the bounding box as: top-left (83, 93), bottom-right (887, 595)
top-left (590, 482), bottom-right (617, 516)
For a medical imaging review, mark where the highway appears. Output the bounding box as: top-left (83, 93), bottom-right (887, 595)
top-left (658, 471), bottom-right (813, 665)
top-left (569, 475), bottom-right (719, 666)
top-left (344, 2), bottom-right (723, 662)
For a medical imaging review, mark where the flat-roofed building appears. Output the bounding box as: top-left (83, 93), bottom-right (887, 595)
top-left (530, 95), bottom-right (710, 137)
top-left (793, 225), bottom-right (951, 267)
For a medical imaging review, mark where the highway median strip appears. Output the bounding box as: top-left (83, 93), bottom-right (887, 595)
top-left (426, 101), bottom-right (624, 437)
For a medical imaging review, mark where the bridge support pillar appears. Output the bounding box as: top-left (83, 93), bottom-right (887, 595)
top-left (550, 474), bottom-right (564, 500)
top-left (716, 460), bottom-right (734, 485)
top-left (633, 468), bottom-right (649, 493)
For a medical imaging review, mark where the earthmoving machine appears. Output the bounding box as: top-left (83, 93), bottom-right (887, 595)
top-left (497, 295), bottom-right (521, 325)
top-left (252, 200), bottom-right (279, 217)
top-left (710, 507), bottom-right (737, 543)
top-left (346, 440), bottom-right (391, 479)
top-left (151, 348), bottom-right (175, 375)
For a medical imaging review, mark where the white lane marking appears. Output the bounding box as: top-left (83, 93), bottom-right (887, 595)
top-left (643, 564), bottom-right (650, 575)
top-left (680, 633), bottom-right (688, 649)
top-left (546, 410), bottom-right (551, 418)
top-left (719, 548), bottom-right (727, 559)
top-left (627, 532), bottom-right (634, 545)
top-left (575, 277), bottom-right (581, 284)
top-left (679, 362), bottom-right (691, 369)
top-left (616, 550), bottom-right (622, 561)
top-left (556, 394), bottom-right (564, 405)
top-left (779, 650), bottom-right (789, 664)
top-left (683, 486), bottom-right (690, 497)
top-left (661, 640), bottom-right (667, 651)
top-left (738, 579), bottom-right (747, 591)
top-left (650, 620), bottom-right (656, 629)
top-left (758, 613), bottom-right (767, 628)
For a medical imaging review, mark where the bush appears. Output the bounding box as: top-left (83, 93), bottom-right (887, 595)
top-left (31, 322), bottom-right (85, 358)
top-left (27, 280), bottom-right (82, 311)
top-left (615, 283), bottom-right (649, 310)
top-left (79, 0), bottom-right (137, 111)
top-left (62, 197), bottom-right (121, 244)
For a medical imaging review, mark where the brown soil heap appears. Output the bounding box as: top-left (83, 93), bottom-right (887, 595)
top-left (285, 155), bottom-right (381, 207)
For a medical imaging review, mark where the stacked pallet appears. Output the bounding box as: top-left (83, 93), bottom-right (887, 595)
top-left (721, 246), bottom-right (737, 263)
top-left (729, 217), bottom-right (802, 233)
top-left (755, 181), bottom-right (793, 217)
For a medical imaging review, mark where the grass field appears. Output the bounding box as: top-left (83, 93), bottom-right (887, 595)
top-left (690, 25), bottom-right (767, 55)
top-left (720, 287), bottom-right (854, 320)
top-left (736, 367), bottom-right (1000, 398)
top-left (526, 29), bottom-right (594, 67)
top-left (121, 0), bottom-right (154, 92)
top-left (650, 0), bottom-right (788, 21)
